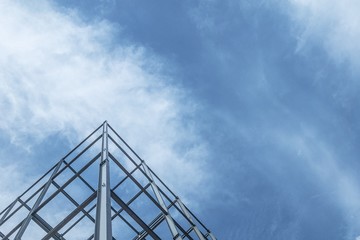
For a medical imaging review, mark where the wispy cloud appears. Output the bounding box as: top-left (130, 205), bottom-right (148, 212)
top-left (274, 124), bottom-right (360, 238)
top-left (0, 0), bottom-right (208, 203)
top-left (289, 0), bottom-right (360, 72)
top-left (285, 1), bottom-right (360, 236)
top-left (185, 0), bottom-right (360, 237)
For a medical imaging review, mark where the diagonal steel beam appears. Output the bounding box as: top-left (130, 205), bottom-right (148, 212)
top-left (36, 153), bottom-right (101, 213)
top-left (110, 191), bottom-right (160, 240)
top-left (61, 204), bottom-right (96, 237)
top-left (42, 192), bottom-right (97, 240)
top-left (18, 198), bottom-right (64, 240)
top-left (0, 199), bottom-right (17, 225)
top-left (141, 161), bottom-right (183, 240)
top-left (14, 159), bottom-right (64, 239)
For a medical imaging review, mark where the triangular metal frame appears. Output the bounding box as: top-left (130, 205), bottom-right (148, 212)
top-left (0, 121), bottom-right (216, 239)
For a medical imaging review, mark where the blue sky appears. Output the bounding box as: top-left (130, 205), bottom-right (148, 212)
top-left (1, 0), bottom-right (360, 239)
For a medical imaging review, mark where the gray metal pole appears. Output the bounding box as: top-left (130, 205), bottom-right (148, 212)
top-left (176, 198), bottom-right (205, 240)
top-left (142, 161), bottom-right (183, 240)
top-left (94, 121), bottom-right (112, 240)
top-left (14, 159), bottom-right (63, 239)
top-left (208, 232), bottom-right (217, 240)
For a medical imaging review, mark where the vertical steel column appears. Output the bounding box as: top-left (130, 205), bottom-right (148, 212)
top-left (142, 161), bottom-right (182, 240)
top-left (94, 121), bottom-right (112, 240)
top-left (14, 159), bottom-right (63, 239)
top-left (176, 198), bottom-right (205, 240)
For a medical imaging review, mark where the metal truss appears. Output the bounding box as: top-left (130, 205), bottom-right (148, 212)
top-left (0, 121), bottom-right (216, 240)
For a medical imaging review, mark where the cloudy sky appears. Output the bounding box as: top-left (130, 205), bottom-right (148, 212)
top-left (1, 0), bottom-right (360, 239)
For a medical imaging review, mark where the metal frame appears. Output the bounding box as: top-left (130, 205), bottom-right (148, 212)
top-left (95, 121), bottom-right (112, 240)
top-left (0, 122), bottom-right (216, 239)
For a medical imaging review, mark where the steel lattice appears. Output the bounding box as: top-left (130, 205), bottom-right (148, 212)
top-left (0, 122), bottom-right (216, 240)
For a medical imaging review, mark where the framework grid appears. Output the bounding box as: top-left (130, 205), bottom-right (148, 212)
top-left (0, 121), bottom-right (216, 240)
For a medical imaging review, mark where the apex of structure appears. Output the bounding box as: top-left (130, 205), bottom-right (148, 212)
top-left (0, 122), bottom-right (216, 240)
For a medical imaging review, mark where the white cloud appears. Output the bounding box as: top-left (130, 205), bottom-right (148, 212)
top-left (284, 1), bottom-right (360, 235)
top-left (274, 125), bottom-right (360, 238)
top-left (289, 0), bottom-right (360, 71)
top-left (0, 0), bottom-right (208, 209)
top-left (0, 164), bottom-right (26, 204)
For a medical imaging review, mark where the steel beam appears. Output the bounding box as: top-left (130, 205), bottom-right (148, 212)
top-left (110, 191), bottom-right (160, 240)
top-left (42, 192), bottom-right (97, 240)
top-left (0, 199), bottom-right (17, 225)
top-left (94, 121), bottom-right (112, 240)
top-left (141, 161), bottom-right (183, 240)
top-left (14, 159), bottom-right (63, 239)
top-left (17, 198), bottom-right (64, 240)
top-left (208, 232), bottom-right (217, 240)
top-left (176, 198), bottom-right (205, 240)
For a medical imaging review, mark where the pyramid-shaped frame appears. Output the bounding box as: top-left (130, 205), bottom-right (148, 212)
top-left (0, 122), bottom-right (216, 239)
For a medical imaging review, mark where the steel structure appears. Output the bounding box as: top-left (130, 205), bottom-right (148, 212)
top-left (0, 121), bottom-right (216, 239)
